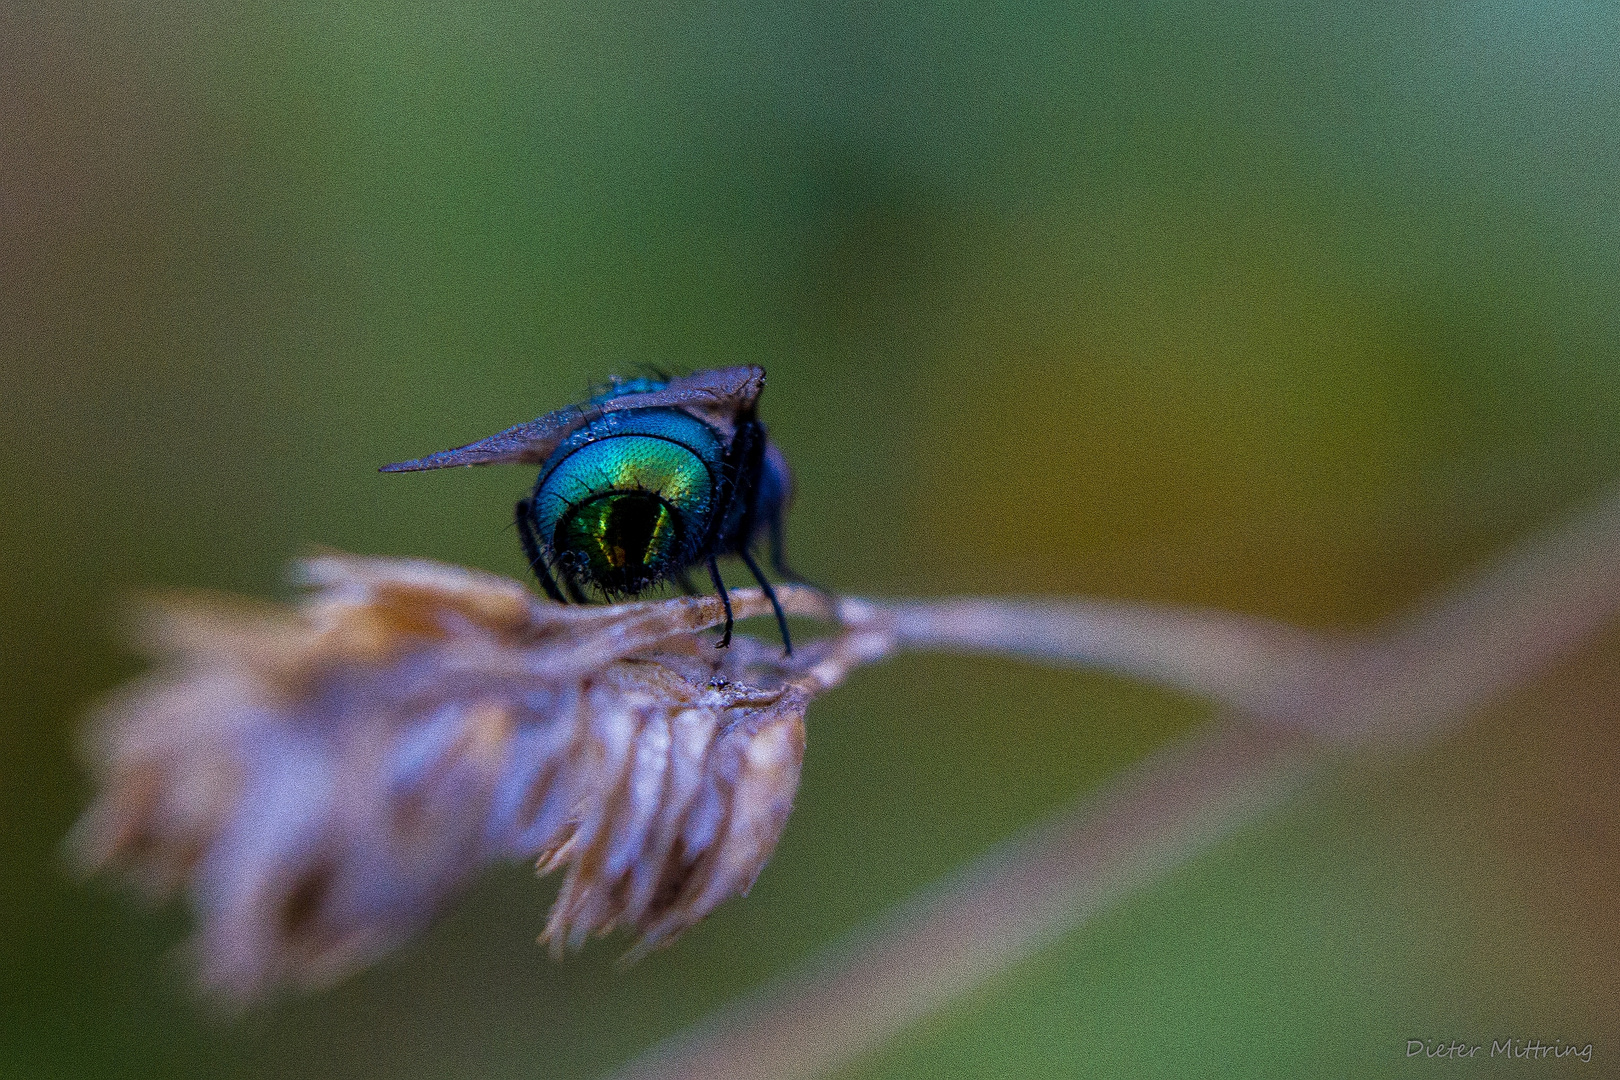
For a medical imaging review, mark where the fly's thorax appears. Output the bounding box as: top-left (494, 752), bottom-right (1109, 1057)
top-left (710, 421), bottom-right (789, 555)
top-left (759, 438), bottom-right (793, 516)
top-left (532, 409), bottom-right (725, 596)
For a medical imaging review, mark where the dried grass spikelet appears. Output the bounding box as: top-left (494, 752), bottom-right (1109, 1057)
top-left (71, 554), bottom-right (884, 1000)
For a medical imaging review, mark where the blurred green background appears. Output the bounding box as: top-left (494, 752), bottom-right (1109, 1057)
top-left (4, 1), bottom-right (1617, 1076)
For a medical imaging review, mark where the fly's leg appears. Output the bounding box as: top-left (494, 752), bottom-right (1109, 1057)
top-left (707, 555), bottom-right (734, 648)
top-left (765, 508), bottom-right (824, 592)
top-left (739, 548), bottom-right (791, 656)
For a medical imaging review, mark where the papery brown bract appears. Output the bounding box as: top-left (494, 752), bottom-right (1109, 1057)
top-left (72, 555), bottom-right (854, 1000)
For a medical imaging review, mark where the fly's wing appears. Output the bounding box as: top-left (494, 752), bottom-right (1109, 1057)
top-left (378, 365), bottom-right (764, 473)
top-left (379, 404), bottom-right (589, 472)
top-left (648, 364), bottom-right (765, 437)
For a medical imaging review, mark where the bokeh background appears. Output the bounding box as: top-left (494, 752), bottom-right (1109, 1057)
top-left (4, 1), bottom-right (1618, 1076)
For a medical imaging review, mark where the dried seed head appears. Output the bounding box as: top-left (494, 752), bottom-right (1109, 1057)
top-left (71, 555), bottom-right (887, 1000)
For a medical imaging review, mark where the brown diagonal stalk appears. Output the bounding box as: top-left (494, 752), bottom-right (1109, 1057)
top-left (608, 484), bottom-right (1620, 1080)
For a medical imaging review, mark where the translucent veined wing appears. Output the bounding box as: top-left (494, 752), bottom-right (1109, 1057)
top-left (379, 365), bottom-right (764, 473)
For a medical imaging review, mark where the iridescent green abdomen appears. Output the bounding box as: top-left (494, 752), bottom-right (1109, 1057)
top-left (532, 409), bottom-right (724, 597)
top-left (382, 365), bottom-right (799, 651)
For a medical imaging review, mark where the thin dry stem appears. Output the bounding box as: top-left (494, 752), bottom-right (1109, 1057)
top-left (607, 484), bottom-right (1620, 1080)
